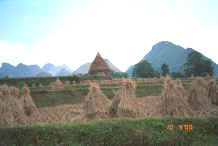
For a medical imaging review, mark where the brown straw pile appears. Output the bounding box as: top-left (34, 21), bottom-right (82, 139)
top-left (152, 77), bottom-right (194, 117)
top-left (83, 82), bottom-right (111, 120)
top-left (50, 78), bottom-right (63, 89)
top-left (0, 84), bottom-right (42, 127)
top-left (109, 78), bottom-right (141, 118)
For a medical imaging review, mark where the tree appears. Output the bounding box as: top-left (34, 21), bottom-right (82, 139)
top-left (184, 50), bottom-right (214, 77)
top-left (171, 72), bottom-right (184, 78)
top-left (132, 60), bottom-right (156, 78)
top-left (161, 63), bottom-right (170, 76)
top-left (111, 71), bottom-right (128, 78)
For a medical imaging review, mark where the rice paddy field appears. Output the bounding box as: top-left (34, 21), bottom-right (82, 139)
top-left (0, 76), bottom-right (218, 146)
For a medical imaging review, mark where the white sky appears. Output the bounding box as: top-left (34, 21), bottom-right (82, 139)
top-left (0, 0), bottom-right (218, 72)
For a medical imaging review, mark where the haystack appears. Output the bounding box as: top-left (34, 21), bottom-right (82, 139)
top-left (187, 77), bottom-right (218, 116)
top-left (207, 79), bottom-right (218, 105)
top-left (20, 86), bottom-right (41, 120)
top-left (65, 80), bottom-right (71, 85)
top-left (0, 85), bottom-right (28, 127)
top-left (50, 78), bottom-right (63, 89)
top-left (0, 84), bottom-right (43, 127)
top-left (152, 77), bottom-right (194, 117)
top-left (188, 77), bottom-right (211, 111)
top-left (83, 82), bottom-right (111, 120)
top-left (39, 83), bottom-right (43, 88)
top-left (31, 83), bottom-right (36, 88)
top-left (88, 52), bottom-right (111, 77)
top-left (109, 78), bottom-right (141, 118)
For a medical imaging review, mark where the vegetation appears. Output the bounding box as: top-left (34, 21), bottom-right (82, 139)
top-left (132, 60), bottom-right (159, 78)
top-left (111, 71), bottom-right (128, 78)
top-left (0, 117), bottom-right (217, 146)
top-left (161, 63), bottom-right (170, 76)
top-left (171, 72), bottom-right (184, 78)
top-left (31, 87), bottom-right (88, 108)
top-left (78, 74), bottom-right (112, 80)
top-left (184, 50), bottom-right (214, 77)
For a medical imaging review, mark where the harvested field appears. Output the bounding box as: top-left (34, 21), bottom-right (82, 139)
top-left (0, 77), bottom-right (218, 127)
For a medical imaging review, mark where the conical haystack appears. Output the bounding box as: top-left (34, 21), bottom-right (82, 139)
top-left (0, 84), bottom-right (42, 127)
top-left (83, 82), bottom-right (111, 120)
top-left (50, 78), bottom-right (63, 89)
top-left (65, 80), bottom-right (71, 85)
top-left (0, 85), bottom-right (28, 127)
top-left (88, 52), bottom-right (111, 77)
top-left (207, 79), bottom-right (218, 105)
top-left (109, 78), bottom-right (140, 118)
top-left (187, 77), bottom-right (218, 116)
top-left (19, 86), bottom-right (42, 121)
top-left (152, 77), bottom-right (194, 117)
top-left (188, 77), bottom-right (211, 111)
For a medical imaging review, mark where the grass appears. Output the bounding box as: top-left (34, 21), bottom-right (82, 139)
top-left (31, 85), bottom-right (89, 108)
top-left (0, 117), bottom-right (217, 146)
top-left (135, 84), bottom-right (163, 97)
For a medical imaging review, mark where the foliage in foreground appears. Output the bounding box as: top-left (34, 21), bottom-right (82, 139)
top-left (0, 117), bottom-right (218, 146)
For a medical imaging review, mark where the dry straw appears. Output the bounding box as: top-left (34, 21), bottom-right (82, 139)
top-left (152, 77), bottom-right (194, 117)
top-left (188, 77), bottom-right (211, 111)
top-left (50, 78), bottom-right (63, 89)
top-left (109, 78), bottom-right (141, 118)
top-left (0, 85), bottom-right (28, 127)
top-left (83, 82), bottom-right (111, 120)
top-left (207, 79), bottom-right (218, 105)
top-left (0, 84), bottom-right (43, 127)
top-left (188, 77), bottom-right (218, 116)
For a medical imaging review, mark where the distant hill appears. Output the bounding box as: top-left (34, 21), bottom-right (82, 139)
top-left (73, 59), bottom-right (121, 75)
top-left (42, 63), bottom-right (73, 76)
top-left (73, 63), bottom-right (91, 75)
top-left (0, 63), bottom-right (73, 78)
top-left (127, 41), bottom-right (218, 76)
top-left (0, 63), bottom-right (52, 78)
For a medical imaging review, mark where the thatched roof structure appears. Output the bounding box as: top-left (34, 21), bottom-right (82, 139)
top-left (88, 52), bottom-right (111, 77)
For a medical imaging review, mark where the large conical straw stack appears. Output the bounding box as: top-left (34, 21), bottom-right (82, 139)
top-left (50, 78), bottom-right (63, 89)
top-left (83, 82), bottom-right (111, 120)
top-left (207, 79), bottom-right (218, 105)
top-left (0, 84), bottom-right (43, 127)
top-left (0, 85), bottom-right (28, 127)
top-left (152, 77), bottom-right (194, 117)
top-left (188, 77), bottom-right (211, 111)
top-left (19, 85), bottom-right (42, 122)
top-left (110, 78), bottom-right (141, 118)
top-left (188, 77), bottom-right (218, 116)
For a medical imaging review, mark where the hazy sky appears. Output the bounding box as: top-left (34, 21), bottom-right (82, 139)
top-left (0, 0), bottom-right (218, 71)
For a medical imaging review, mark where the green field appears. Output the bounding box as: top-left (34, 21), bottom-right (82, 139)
top-left (0, 117), bottom-right (218, 146)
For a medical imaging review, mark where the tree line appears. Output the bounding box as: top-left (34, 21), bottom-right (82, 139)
top-left (132, 50), bottom-right (214, 78)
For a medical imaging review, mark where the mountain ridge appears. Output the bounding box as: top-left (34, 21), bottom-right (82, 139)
top-left (126, 41), bottom-right (218, 77)
top-left (0, 63), bottom-right (73, 78)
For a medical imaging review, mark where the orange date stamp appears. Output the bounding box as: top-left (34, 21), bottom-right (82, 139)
top-left (167, 124), bottom-right (192, 131)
